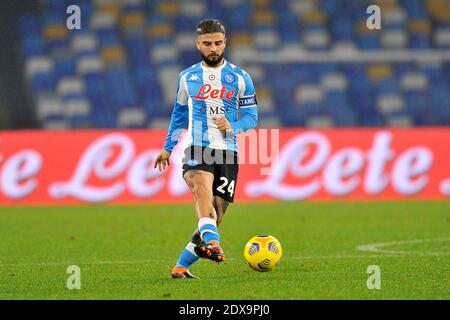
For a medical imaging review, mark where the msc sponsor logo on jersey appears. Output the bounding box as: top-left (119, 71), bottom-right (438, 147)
top-left (239, 95), bottom-right (257, 107)
top-left (199, 106), bottom-right (234, 115)
top-left (194, 84), bottom-right (235, 100)
top-left (207, 106), bottom-right (235, 115)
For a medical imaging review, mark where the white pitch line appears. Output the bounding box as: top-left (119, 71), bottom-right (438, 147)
top-left (356, 237), bottom-right (450, 256)
top-left (291, 254), bottom-right (408, 260)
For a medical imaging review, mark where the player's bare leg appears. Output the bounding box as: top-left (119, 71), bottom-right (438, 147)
top-left (187, 196), bottom-right (229, 244)
top-left (183, 170), bottom-right (217, 221)
top-left (172, 170), bottom-right (224, 271)
top-left (213, 196), bottom-right (230, 227)
top-left (171, 170), bottom-right (221, 278)
top-left (182, 170), bottom-right (225, 262)
top-left (193, 196), bottom-right (229, 262)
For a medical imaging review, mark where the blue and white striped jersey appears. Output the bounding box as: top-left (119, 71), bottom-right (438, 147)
top-left (163, 60), bottom-right (258, 153)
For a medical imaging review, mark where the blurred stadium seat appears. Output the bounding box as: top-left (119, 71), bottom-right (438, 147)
top-left (15, 0), bottom-right (450, 129)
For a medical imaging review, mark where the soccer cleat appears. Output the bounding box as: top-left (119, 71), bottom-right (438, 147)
top-left (170, 266), bottom-right (199, 279)
top-left (194, 241), bottom-right (225, 263)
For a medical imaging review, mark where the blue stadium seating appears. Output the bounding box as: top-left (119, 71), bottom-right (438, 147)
top-left (17, 0), bottom-right (450, 129)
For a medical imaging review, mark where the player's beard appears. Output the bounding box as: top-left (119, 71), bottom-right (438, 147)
top-left (200, 52), bottom-right (224, 67)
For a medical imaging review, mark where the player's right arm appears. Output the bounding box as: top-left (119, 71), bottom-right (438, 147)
top-left (154, 72), bottom-right (189, 171)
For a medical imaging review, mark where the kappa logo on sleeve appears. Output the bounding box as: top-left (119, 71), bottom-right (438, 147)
top-left (188, 73), bottom-right (200, 81)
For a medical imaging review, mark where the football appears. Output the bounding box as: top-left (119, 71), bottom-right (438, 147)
top-left (243, 234), bottom-right (283, 272)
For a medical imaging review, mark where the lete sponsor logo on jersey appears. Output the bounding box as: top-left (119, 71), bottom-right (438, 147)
top-left (194, 84), bottom-right (235, 100)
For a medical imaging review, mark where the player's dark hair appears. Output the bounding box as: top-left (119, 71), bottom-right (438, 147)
top-left (196, 19), bottom-right (226, 36)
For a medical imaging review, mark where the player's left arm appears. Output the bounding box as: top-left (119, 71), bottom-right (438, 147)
top-left (229, 104), bottom-right (258, 135)
top-left (214, 72), bottom-right (258, 134)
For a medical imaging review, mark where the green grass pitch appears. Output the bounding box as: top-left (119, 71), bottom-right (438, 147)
top-left (0, 201), bottom-right (448, 300)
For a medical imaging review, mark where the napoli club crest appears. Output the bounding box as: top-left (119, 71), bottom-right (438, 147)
top-left (223, 73), bottom-right (235, 84)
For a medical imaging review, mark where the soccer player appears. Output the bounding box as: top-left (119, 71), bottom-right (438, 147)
top-left (154, 19), bottom-right (258, 279)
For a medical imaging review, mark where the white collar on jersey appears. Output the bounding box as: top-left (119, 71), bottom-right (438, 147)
top-left (200, 59), bottom-right (227, 71)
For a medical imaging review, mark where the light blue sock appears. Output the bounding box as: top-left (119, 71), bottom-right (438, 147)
top-left (175, 242), bottom-right (199, 268)
top-left (198, 217), bottom-right (220, 244)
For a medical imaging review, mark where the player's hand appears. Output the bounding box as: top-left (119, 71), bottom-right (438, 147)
top-left (212, 116), bottom-right (232, 133)
top-left (154, 149), bottom-right (171, 171)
